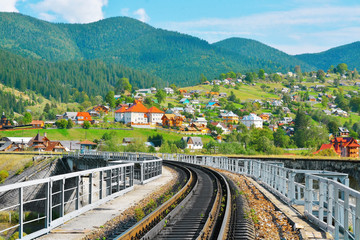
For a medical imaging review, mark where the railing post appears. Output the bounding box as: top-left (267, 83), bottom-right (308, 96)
top-left (19, 187), bottom-right (23, 239)
top-left (334, 187), bottom-right (340, 240)
top-left (355, 197), bottom-right (360, 240)
top-left (89, 173), bottom-right (93, 204)
top-left (45, 181), bottom-right (50, 228)
top-left (288, 171), bottom-right (295, 204)
top-left (327, 183), bottom-right (334, 232)
top-left (319, 180), bottom-right (325, 223)
top-left (99, 171), bottom-right (103, 200)
top-left (305, 175), bottom-right (313, 215)
top-left (60, 178), bottom-right (65, 217)
top-left (344, 190), bottom-right (350, 240)
top-left (76, 176), bottom-right (80, 210)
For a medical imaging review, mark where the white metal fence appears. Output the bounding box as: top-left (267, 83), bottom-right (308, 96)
top-left (174, 154), bottom-right (359, 240)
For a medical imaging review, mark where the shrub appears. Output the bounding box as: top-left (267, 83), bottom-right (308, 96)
top-left (83, 121), bottom-right (91, 129)
top-left (134, 208), bottom-right (145, 222)
top-left (0, 170), bottom-right (9, 183)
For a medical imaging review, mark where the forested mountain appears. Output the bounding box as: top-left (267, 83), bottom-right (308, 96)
top-left (295, 42), bottom-right (360, 70)
top-left (0, 50), bottom-right (159, 102)
top-left (213, 38), bottom-right (315, 72)
top-left (0, 13), bottom-right (315, 88)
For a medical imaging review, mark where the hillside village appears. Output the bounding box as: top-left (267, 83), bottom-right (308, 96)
top-left (0, 65), bottom-right (360, 158)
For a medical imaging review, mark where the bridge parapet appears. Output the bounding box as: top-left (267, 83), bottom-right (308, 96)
top-left (174, 154), bottom-right (359, 240)
top-left (0, 162), bottom-right (134, 240)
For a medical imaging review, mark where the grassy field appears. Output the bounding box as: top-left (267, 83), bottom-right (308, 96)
top-left (181, 84), bottom-right (279, 101)
top-left (0, 128), bottom-right (213, 144)
top-left (0, 154), bottom-right (33, 173)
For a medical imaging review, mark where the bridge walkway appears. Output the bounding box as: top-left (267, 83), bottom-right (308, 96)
top-left (38, 166), bottom-right (176, 240)
top-left (247, 177), bottom-right (333, 240)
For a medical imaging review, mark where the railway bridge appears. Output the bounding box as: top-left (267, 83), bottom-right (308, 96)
top-left (0, 151), bottom-right (359, 239)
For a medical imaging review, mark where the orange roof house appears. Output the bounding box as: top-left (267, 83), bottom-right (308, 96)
top-left (31, 120), bottom-right (44, 128)
top-left (147, 106), bottom-right (165, 125)
top-left (76, 112), bottom-right (92, 124)
top-left (179, 89), bottom-right (187, 94)
top-left (314, 137), bottom-right (360, 158)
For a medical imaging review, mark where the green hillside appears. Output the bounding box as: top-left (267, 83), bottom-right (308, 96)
top-left (213, 38), bottom-right (316, 72)
top-left (295, 41), bottom-right (360, 70)
top-left (0, 12), bottom-right (316, 87)
top-left (0, 49), bottom-right (159, 102)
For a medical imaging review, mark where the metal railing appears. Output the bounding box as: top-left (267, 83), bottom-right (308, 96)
top-left (174, 154), bottom-right (359, 240)
top-left (0, 163), bottom-right (134, 239)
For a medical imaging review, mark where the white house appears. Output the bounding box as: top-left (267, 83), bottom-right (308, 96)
top-left (164, 87), bottom-right (174, 94)
top-left (193, 117), bottom-right (207, 126)
top-left (147, 106), bottom-right (164, 125)
top-left (182, 137), bottom-right (203, 150)
top-left (241, 113), bottom-right (263, 129)
top-left (115, 101), bottom-right (164, 125)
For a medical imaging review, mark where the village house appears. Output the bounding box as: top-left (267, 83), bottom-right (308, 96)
top-left (137, 89), bottom-right (152, 95)
top-left (180, 98), bottom-right (190, 104)
top-left (93, 105), bottom-right (110, 114)
top-left (210, 122), bottom-right (231, 135)
top-left (63, 112), bottom-right (78, 121)
top-left (206, 101), bottom-right (221, 109)
top-left (123, 101), bottom-right (149, 125)
top-left (182, 92), bottom-right (191, 98)
top-left (181, 137), bottom-right (203, 150)
top-left (164, 87), bottom-right (174, 95)
top-left (192, 117), bottom-right (207, 126)
top-left (314, 137), bottom-right (360, 158)
top-left (76, 112), bottom-right (92, 125)
top-left (147, 106), bottom-right (165, 125)
top-left (338, 127), bottom-right (350, 137)
top-left (308, 96), bottom-right (317, 102)
top-left (87, 110), bottom-right (100, 117)
top-left (31, 120), bottom-right (44, 128)
top-left (222, 111), bottom-right (239, 124)
top-left (0, 137), bottom-right (32, 152)
top-left (0, 113), bottom-right (12, 129)
top-left (162, 114), bottom-right (184, 127)
top-left (78, 140), bottom-right (97, 152)
top-left (241, 113), bottom-right (263, 129)
top-left (268, 124), bottom-right (278, 132)
top-left (29, 133), bottom-right (65, 152)
top-left (259, 113), bottom-right (271, 122)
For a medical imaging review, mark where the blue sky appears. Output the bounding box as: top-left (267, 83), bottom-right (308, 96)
top-left (1, 0), bottom-right (360, 54)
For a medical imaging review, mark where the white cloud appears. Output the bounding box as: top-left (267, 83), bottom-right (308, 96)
top-left (133, 8), bottom-right (150, 23)
top-left (159, 6), bottom-right (360, 54)
top-left (32, 0), bottom-right (108, 23)
top-left (0, 0), bottom-right (20, 12)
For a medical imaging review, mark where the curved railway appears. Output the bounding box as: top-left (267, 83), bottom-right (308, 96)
top-left (109, 160), bottom-right (256, 240)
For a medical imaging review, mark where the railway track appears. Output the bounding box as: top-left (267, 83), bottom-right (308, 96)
top-left (111, 161), bottom-right (256, 240)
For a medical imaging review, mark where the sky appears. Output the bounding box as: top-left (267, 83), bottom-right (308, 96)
top-left (1, 0), bottom-right (360, 55)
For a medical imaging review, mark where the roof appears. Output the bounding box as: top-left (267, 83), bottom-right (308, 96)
top-left (2, 137), bottom-right (32, 144)
top-left (115, 106), bottom-right (127, 113)
top-left (242, 113), bottom-right (262, 121)
top-left (45, 142), bottom-right (65, 151)
top-left (163, 114), bottom-right (176, 119)
top-left (77, 112), bottom-right (91, 117)
top-left (78, 140), bottom-right (97, 145)
top-left (223, 111), bottom-right (238, 117)
top-left (148, 106), bottom-right (164, 114)
top-left (59, 141), bottom-right (81, 151)
top-left (31, 120), bottom-right (44, 125)
top-left (126, 101), bottom-right (148, 113)
top-left (313, 144), bottom-right (338, 155)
